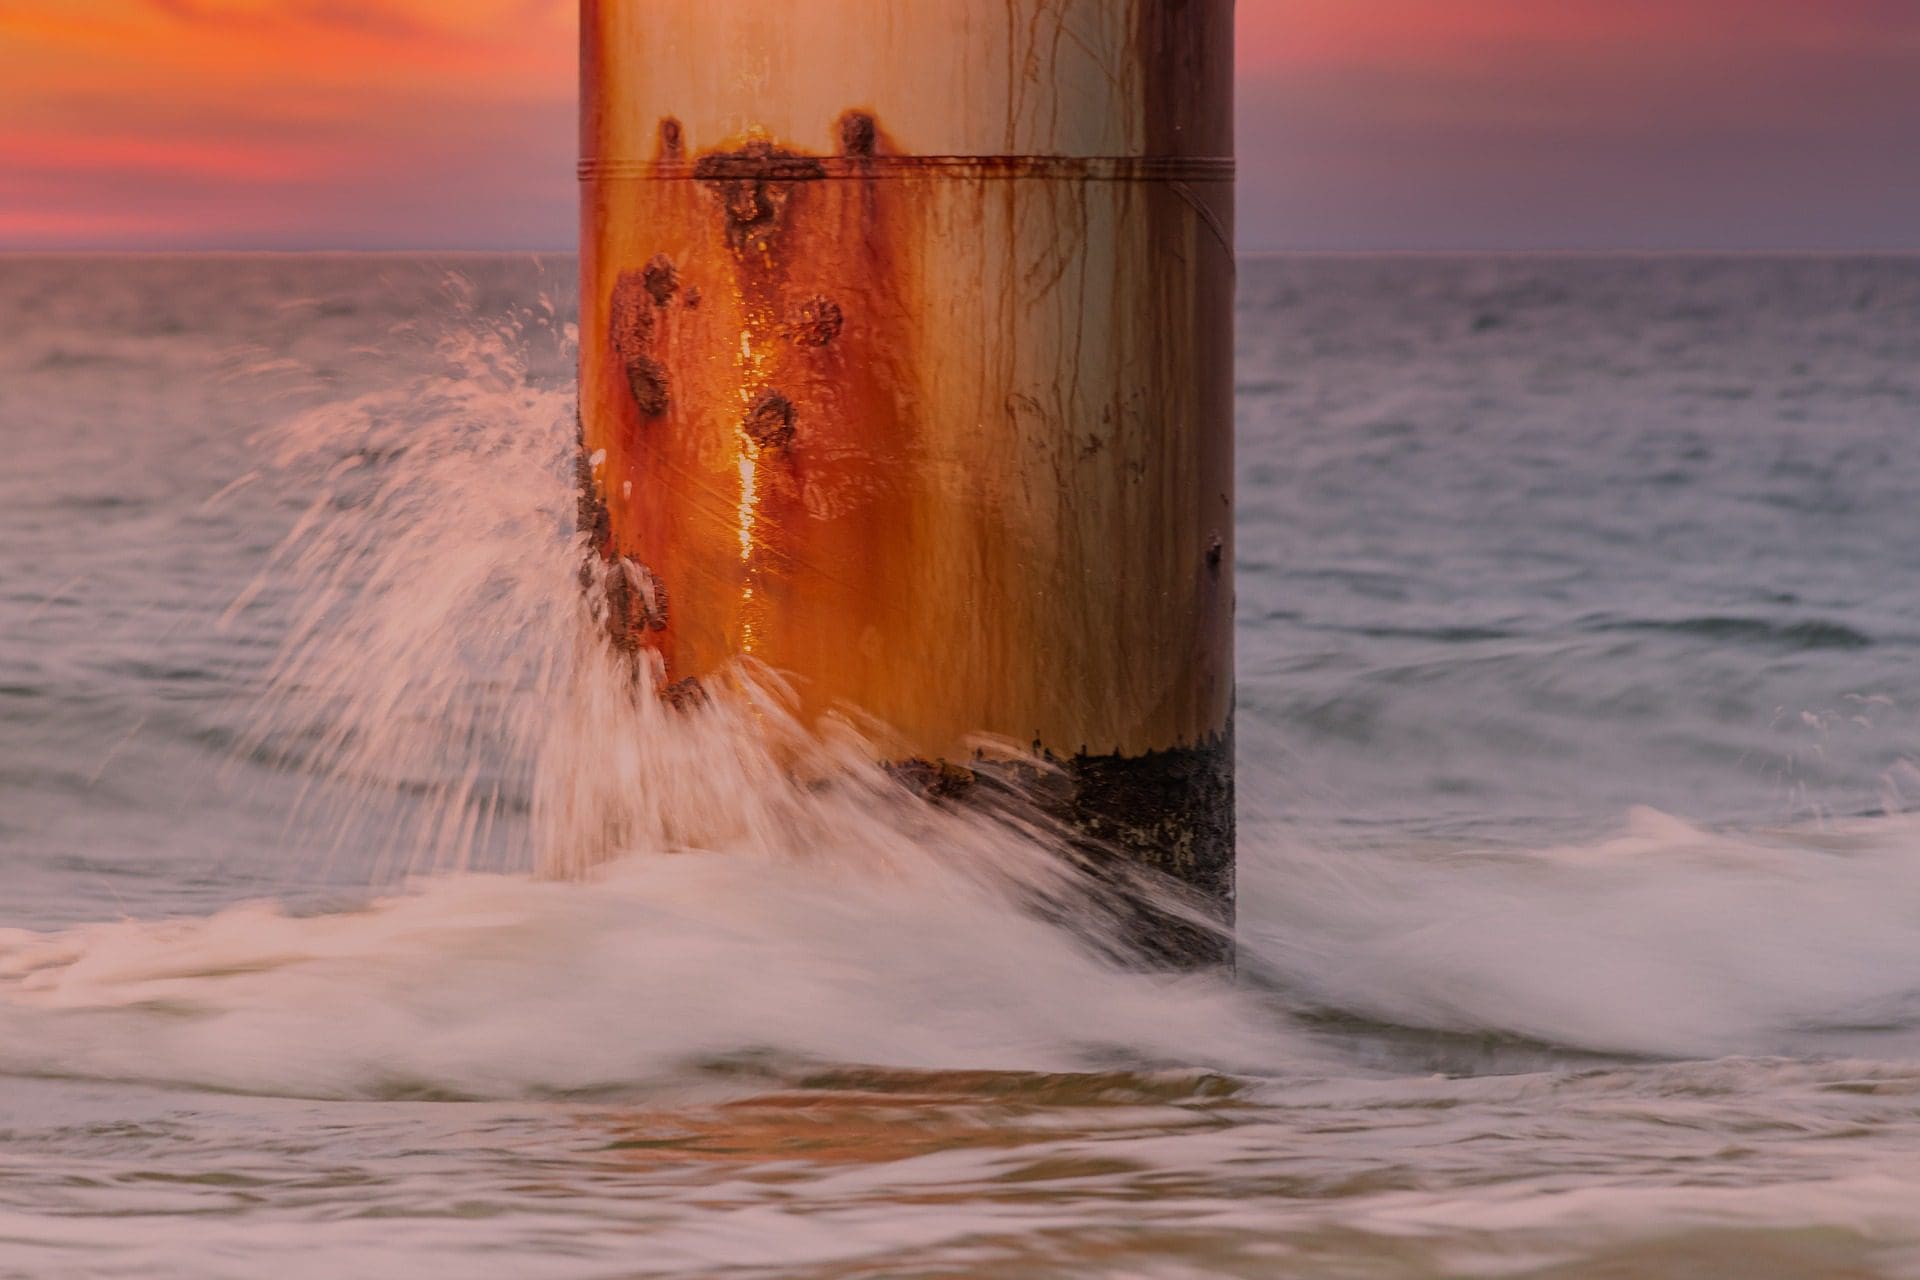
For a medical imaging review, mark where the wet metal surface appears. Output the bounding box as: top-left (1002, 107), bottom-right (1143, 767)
top-left (578, 0), bottom-right (1235, 928)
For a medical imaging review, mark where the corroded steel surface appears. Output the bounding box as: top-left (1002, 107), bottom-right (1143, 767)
top-left (580, 0), bottom-right (1235, 937)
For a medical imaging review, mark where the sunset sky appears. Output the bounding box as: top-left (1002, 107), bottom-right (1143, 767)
top-left (3, 1), bottom-right (1917, 251)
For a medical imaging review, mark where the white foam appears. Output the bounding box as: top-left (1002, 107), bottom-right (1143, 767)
top-left (0, 841), bottom-right (1288, 1099)
top-left (1242, 806), bottom-right (1920, 1059)
top-left (30, 270), bottom-right (1920, 1105)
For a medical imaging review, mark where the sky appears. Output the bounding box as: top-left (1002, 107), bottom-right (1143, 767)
top-left (2, 1), bottom-right (1918, 252)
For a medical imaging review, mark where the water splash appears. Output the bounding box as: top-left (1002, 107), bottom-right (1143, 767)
top-left (226, 285), bottom-right (580, 882)
top-left (21, 267), bottom-right (1920, 1110)
top-left (225, 274), bottom-right (1105, 917)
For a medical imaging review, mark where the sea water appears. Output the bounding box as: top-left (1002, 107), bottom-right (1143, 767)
top-left (4, 253), bottom-right (1920, 1277)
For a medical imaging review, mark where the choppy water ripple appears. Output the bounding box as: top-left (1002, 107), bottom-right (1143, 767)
top-left (6, 255), bottom-right (1920, 1276)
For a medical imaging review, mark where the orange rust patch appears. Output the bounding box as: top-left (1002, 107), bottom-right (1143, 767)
top-left (579, 103), bottom-right (1234, 763)
top-left (581, 114), bottom-right (925, 686)
top-left (693, 142), bottom-right (828, 254)
top-left (609, 269), bottom-right (670, 418)
top-left (641, 253), bottom-right (679, 306)
top-left (742, 390), bottom-right (796, 452)
top-left (836, 109), bottom-right (878, 157)
top-left (787, 295), bottom-right (843, 348)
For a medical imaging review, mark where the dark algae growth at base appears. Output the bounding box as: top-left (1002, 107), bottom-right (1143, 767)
top-left (1066, 730), bottom-right (1236, 968)
top-left (889, 732), bottom-right (1236, 969)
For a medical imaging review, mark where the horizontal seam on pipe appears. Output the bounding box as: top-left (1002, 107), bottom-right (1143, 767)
top-left (577, 156), bottom-right (1235, 182)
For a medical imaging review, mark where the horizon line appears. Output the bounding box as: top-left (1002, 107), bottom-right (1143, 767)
top-left (6, 246), bottom-right (1920, 259)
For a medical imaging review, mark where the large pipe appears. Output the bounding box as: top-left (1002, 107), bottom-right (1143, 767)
top-left (579, 1), bottom-right (1235, 961)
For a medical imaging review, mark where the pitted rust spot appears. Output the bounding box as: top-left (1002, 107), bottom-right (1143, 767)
top-left (890, 758), bottom-right (978, 803)
top-left (684, 285), bottom-right (702, 310)
top-left (626, 359), bottom-right (670, 417)
top-left (610, 270), bottom-right (670, 417)
top-left (610, 271), bottom-right (653, 357)
top-left (692, 143), bottom-right (827, 184)
top-left (658, 117), bottom-right (684, 159)
top-left (788, 295), bottom-right (844, 348)
top-left (724, 184), bottom-right (776, 235)
top-left (582, 492), bottom-right (611, 555)
top-left (694, 142), bottom-right (826, 251)
top-left (837, 111), bottom-right (877, 158)
top-left (601, 563), bottom-right (640, 652)
top-left (604, 557), bottom-right (669, 651)
top-left (642, 254), bottom-right (679, 306)
top-left (663, 677), bottom-right (709, 711)
top-left (574, 432), bottom-right (612, 555)
top-left (635, 562), bottom-right (670, 632)
top-left (743, 390), bottom-right (796, 451)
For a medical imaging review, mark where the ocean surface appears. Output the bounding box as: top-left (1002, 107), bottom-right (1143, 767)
top-left (5, 253), bottom-right (1920, 1277)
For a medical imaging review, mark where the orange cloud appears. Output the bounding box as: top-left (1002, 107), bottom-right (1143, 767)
top-left (5, 1), bottom-right (1916, 250)
top-left (1, 132), bottom-right (352, 182)
top-left (0, 208), bottom-right (194, 241)
top-left (0, 0), bottom-right (574, 248)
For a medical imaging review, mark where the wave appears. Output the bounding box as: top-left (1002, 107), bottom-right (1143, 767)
top-left (13, 804), bottom-right (1920, 1097)
top-left (0, 843), bottom-right (1288, 1101)
top-left (1581, 614), bottom-right (1875, 651)
top-left (1244, 807), bottom-right (1920, 1061)
top-left (14, 274), bottom-right (1920, 1104)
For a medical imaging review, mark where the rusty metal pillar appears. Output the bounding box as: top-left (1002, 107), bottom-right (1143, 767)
top-left (578, 1), bottom-right (1235, 961)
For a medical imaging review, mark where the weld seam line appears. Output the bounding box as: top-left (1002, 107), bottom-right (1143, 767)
top-left (578, 157), bottom-right (1236, 182)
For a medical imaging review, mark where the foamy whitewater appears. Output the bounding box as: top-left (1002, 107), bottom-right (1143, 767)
top-left (6, 254), bottom-right (1920, 1278)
